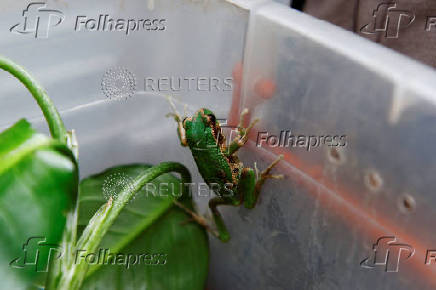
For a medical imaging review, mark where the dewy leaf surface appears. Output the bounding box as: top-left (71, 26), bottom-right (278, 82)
top-left (0, 120), bottom-right (78, 288)
top-left (78, 164), bottom-right (209, 290)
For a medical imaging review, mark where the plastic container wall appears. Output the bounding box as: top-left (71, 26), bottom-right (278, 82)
top-left (0, 0), bottom-right (247, 285)
top-left (0, 0), bottom-right (247, 175)
top-left (0, 0), bottom-right (247, 128)
top-left (208, 1), bottom-right (436, 289)
top-left (2, 0), bottom-right (436, 289)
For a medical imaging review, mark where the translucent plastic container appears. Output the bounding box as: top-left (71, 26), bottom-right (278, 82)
top-left (2, 0), bottom-right (436, 289)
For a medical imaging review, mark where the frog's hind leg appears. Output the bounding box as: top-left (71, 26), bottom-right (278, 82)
top-left (173, 200), bottom-right (220, 238)
top-left (174, 196), bottom-right (236, 242)
top-left (244, 154), bottom-right (284, 209)
top-left (208, 196), bottom-right (236, 242)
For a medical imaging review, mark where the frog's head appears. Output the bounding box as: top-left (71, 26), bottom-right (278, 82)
top-left (183, 108), bottom-right (217, 146)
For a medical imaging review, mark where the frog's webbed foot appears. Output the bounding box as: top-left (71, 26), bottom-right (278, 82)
top-left (243, 155), bottom-right (284, 209)
top-left (255, 154), bottom-right (284, 181)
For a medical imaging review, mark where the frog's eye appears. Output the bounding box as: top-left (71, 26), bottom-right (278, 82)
top-left (206, 114), bottom-right (216, 124)
top-left (182, 117), bottom-right (190, 128)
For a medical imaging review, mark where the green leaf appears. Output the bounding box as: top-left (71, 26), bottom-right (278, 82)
top-left (78, 164), bottom-right (209, 290)
top-left (0, 120), bottom-right (78, 288)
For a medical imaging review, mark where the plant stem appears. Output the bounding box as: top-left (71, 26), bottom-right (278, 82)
top-left (50, 162), bottom-right (191, 290)
top-left (0, 55), bottom-right (67, 143)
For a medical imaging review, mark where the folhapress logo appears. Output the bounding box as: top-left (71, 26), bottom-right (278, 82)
top-left (360, 236), bottom-right (414, 272)
top-left (9, 237), bottom-right (63, 272)
top-left (10, 2), bottom-right (64, 38)
top-left (360, 2), bottom-right (415, 38)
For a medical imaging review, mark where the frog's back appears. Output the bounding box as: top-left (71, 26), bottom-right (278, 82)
top-left (188, 132), bottom-right (234, 185)
top-left (194, 150), bottom-right (232, 184)
top-left (185, 108), bottom-right (237, 191)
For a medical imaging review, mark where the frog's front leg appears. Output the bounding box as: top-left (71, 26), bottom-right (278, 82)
top-left (243, 155), bottom-right (284, 209)
top-left (171, 113), bottom-right (188, 146)
top-left (226, 108), bottom-right (259, 156)
top-left (166, 98), bottom-right (188, 146)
